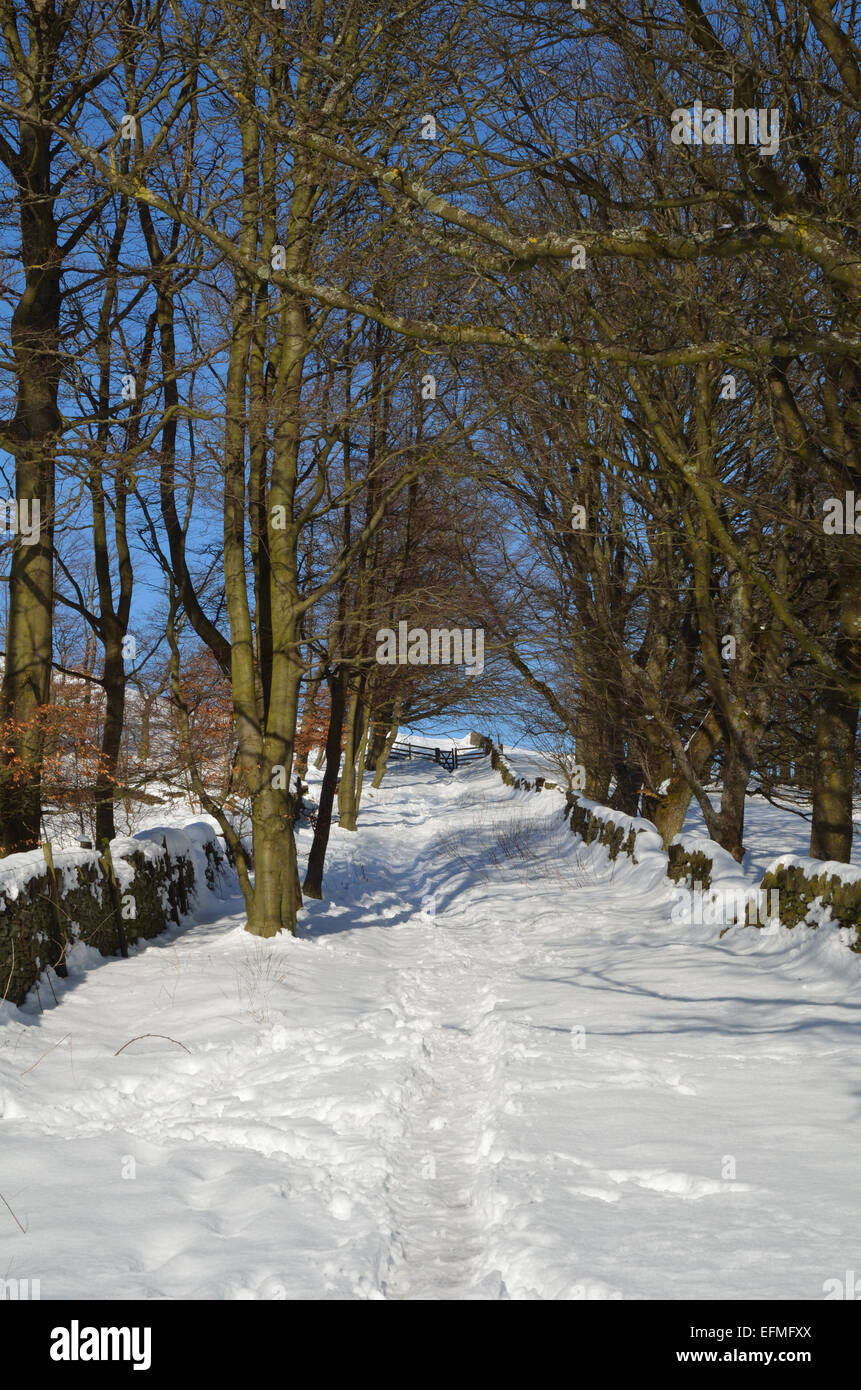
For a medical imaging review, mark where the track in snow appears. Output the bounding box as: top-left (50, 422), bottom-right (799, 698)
top-left (2, 754), bottom-right (860, 1300)
top-left (377, 915), bottom-right (510, 1299)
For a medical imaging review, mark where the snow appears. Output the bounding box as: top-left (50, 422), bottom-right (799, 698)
top-left (670, 831), bottom-right (746, 881)
top-left (132, 822), bottom-right (233, 911)
top-left (105, 835), bottom-right (164, 895)
top-left (1, 754), bottom-right (859, 1300)
top-left (133, 826), bottom-right (197, 855)
top-left (0, 824), bottom-right (230, 920)
top-left (763, 854), bottom-right (861, 888)
top-left (680, 788), bottom-right (861, 883)
top-left (0, 846), bottom-right (101, 903)
top-left (181, 820), bottom-right (226, 850)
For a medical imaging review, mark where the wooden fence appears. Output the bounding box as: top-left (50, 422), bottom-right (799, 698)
top-left (388, 741), bottom-right (489, 772)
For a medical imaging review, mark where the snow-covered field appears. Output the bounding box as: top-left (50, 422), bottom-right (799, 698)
top-left (1, 751), bottom-right (859, 1300)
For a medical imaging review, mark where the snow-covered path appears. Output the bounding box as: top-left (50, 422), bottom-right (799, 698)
top-left (1, 757), bottom-right (859, 1300)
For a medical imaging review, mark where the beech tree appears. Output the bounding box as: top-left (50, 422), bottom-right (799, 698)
top-left (0, 0), bottom-right (127, 851)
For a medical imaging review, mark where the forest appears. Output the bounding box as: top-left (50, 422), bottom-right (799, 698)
top-left (0, 0), bottom-right (858, 944)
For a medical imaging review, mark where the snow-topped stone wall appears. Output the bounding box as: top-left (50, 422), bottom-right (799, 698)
top-left (482, 739), bottom-right (860, 945)
top-left (0, 822), bottom-right (235, 1007)
top-left (485, 741), bottom-right (661, 866)
top-left (563, 795), bottom-right (664, 866)
top-left (758, 856), bottom-right (861, 950)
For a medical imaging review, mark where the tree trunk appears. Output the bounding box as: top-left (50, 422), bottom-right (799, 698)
top-left (651, 713), bottom-right (722, 847)
top-left (372, 706), bottom-right (402, 788)
top-left (365, 716), bottom-right (390, 773)
top-left (0, 128), bottom-right (61, 853)
top-left (810, 683), bottom-right (858, 861)
top-left (337, 676), bottom-right (364, 831)
top-left (809, 572), bottom-right (861, 861)
top-left (94, 643), bottom-right (126, 847)
top-left (303, 669), bottom-right (347, 898)
top-left (353, 699), bottom-right (372, 817)
top-left (577, 710), bottom-right (612, 800)
top-left (711, 744), bottom-right (749, 863)
top-left (246, 786), bottom-right (301, 936)
top-left (609, 759), bottom-right (644, 816)
top-left (652, 779), bottom-right (695, 847)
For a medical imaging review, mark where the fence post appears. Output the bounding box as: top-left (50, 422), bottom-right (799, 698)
top-left (41, 841), bottom-right (68, 978)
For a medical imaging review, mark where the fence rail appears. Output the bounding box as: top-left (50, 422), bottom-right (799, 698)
top-left (388, 741), bottom-right (489, 772)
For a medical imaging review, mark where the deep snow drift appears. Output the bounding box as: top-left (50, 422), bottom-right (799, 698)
top-left (1, 751), bottom-right (859, 1300)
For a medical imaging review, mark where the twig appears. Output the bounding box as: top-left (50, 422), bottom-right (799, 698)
top-left (1, 938), bottom-right (13, 1005)
top-left (21, 1032), bottom-right (72, 1075)
top-left (0, 1191), bottom-right (26, 1234)
top-left (751, 784), bottom-right (814, 823)
top-left (114, 1032), bottom-right (191, 1056)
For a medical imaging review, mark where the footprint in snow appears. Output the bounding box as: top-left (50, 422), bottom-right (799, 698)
top-left (605, 1168), bottom-right (754, 1199)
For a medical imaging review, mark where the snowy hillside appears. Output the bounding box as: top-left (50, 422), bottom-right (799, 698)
top-left (1, 752), bottom-right (859, 1300)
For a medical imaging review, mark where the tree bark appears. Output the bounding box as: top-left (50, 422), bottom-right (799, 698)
top-left (372, 705), bottom-right (402, 788)
top-left (0, 121), bottom-right (60, 852)
top-left (303, 668), bottom-right (347, 899)
top-left (337, 675), bottom-right (364, 832)
top-left (246, 785), bottom-right (301, 937)
top-left (94, 643), bottom-right (126, 848)
top-left (710, 744), bottom-right (749, 863)
top-left (651, 713), bottom-right (723, 847)
top-left (810, 684), bottom-right (859, 861)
